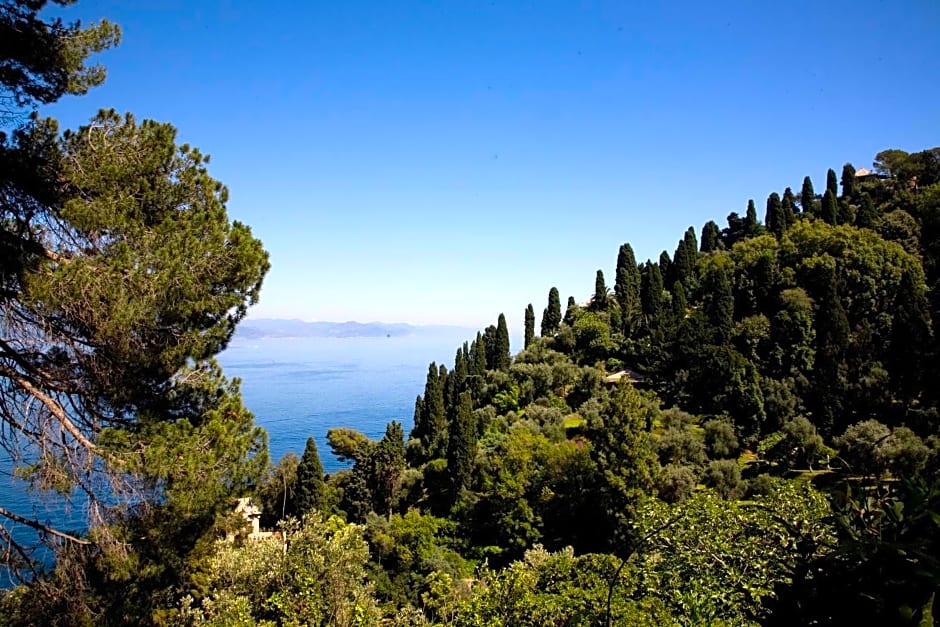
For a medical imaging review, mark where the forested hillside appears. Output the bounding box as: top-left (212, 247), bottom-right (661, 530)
top-left (155, 148), bottom-right (937, 626)
top-left (1, 1), bottom-right (939, 624)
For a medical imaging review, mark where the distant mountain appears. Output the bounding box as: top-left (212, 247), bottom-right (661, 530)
top-left (234, 319), bottom-right (476, 340)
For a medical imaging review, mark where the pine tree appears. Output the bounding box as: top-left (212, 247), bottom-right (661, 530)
top-left (821, 189), bottom-right (839, 225)
top-left (495, 313), bottom-right (511, 371)
top-left (700, 220), bottom-right (722, 252)
top-left (841, 163), bottom-right (857, 199)
top-left (826, 168), bottom-right (839, 197)
top-left (524, 304), bottom-right (535, 349)
top-left (801, 176), bottom-right (817, 216)
top-left (593, 269), bottom-right (608, 310)
top-left (541, 287), bottom-right (562, 336)
top-left (614, 243), bottom-right (642, 334)
top-left (765, 192), bottom-right (786, 238)
top-left (293, 437), bottom-right (327, 517)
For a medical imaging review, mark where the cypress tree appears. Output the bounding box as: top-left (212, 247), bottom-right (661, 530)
top-left (888, 271), bottom-right (933, 401)
top-left (826, 168), bottom-right (839, 197)
top-left (524, 304), bottom-right (535, 349)
top-left (801, 176), bottom-right (817, 216)
top-left (446, 391), bottom-right (478, 496)
top-left (614, 243), bottom-right (642, 333)
top-left (483, 325), bottom-right (497, 370)
top-left (564, 296), bottom-right (579, 325)
top-left (841, 163), bottom-right (857, 199)
top-left (855, 193), bottom-right (879, 229)
top-left (765, 192), bottom-right (786, 238)
top-left (469, 332), bottom-right (486, 376)
top-left (671, 227), bottom-right (698, 290)
top-left (821, 189), bottom-right (839, 225)
top-left (641, 262), bottom-right (665, 325)
top-left (495, 313), bottom-right (511, 371)
top-left (593, 269), bottom-right (608, 310)
top-left (293, 437), bottom-right (327, 517)
top-left (782, 187), bottom-right (798, 224)
top-left (700, 220), bottom-right (722, 252)
top-left (541, 287), bottom-right (562, 336)
top-left (671, 281), bottom-right (687, 323)
top-left (744, 199), bottom-right (762, 238)
top-left (373, 421), bottom-right (406, 519)
top-left (408, 395), bottom-right (426, 463)
top-left (658, 251), bottom-right (672, 285)
top-left (424, 362), bottom-right (447, 459)
top-left (702, 263), bottom-right (734, 344)
top-left (812, 261), bottom-right (849, 435)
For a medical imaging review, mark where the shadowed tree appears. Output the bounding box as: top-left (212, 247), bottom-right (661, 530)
top-left (766, 192), bottom-right (786, 238)
top-left (592, 269), bottom-right (608, 310)
top-left (701, 220), bottom-right (722, 252)
top-left (821, 189), bottom-right (839, 225)
top-left (495, 313), bottom-right (511, 371)
top-left (826, 168), bottom-right (839, 197)
top-left (841, 163), bottom-right (857, 199)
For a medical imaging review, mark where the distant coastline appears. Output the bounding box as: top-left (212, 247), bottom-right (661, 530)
top-left (234, 318), bottom-right (478, 340)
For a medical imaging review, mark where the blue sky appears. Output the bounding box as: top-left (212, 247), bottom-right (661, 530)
top-left (45, 0), bottom-right (939, 329)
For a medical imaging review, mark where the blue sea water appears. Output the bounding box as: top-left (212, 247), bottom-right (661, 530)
top-left (0, 329), bottom-right (476, 583)
top-left (216, 331), bottom-right (477, 471)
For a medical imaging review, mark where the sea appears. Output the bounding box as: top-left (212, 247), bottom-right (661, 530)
top-left (0, 328), bottom-right (483, 582)
top-left (218, 331), bottom-right (481, 470)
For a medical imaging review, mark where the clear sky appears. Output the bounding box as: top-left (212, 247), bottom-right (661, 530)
top-left (45, 0), bottom-right (939, 330)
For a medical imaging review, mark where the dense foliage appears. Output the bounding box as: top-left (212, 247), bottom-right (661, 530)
top-left (2, 2), bottom-right (939, 624)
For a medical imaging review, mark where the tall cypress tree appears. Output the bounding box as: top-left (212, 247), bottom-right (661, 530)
top-left (614, 243), bottom-right (642, 334)
top-left (469, 332), bottom-right (486, 376)
top-left (826, 168), bottom-right (839, 197)
top-left (372, 421), bottom-right (406, 519)
top-left (702, 263), bottom-right (734, 344)
top-left (671, 281), bottom-right (688, 324)
top-left (541, 287), bottom-right (562, 336)
top-left (766, 192), bottom-right (786, 238)
top-left (641, 262), bottom-right (665, 326)
top-left (524, 304), bottom-right (535, 349)
top-left (841, 163), bottom-right (857, 199)
top-left (564, 295), bottom-right (579, 325)
top-left (483, 325), bottom-right (498, 370)
top-left (855, 193), bottom-right (879, 229)
top-left (423, 362), bottom-right (447, 459)
top-left (658, 251), bottom-right (672, 285)
top-left (812, 261), bottom-right (849, 435)
top-left (821, 189), bottom-right (839, 225)
top-left (700, 220), bottom-right (722, 252)
top-left (593, 270), bottom-right (608, 310)
top-left (744, 199), bottom-right (762, 238)
top-left (446, 391), bottom-right (478, 496)
top-left (801, 176), bottom-right (817, 216)
top-left (782, 187), bottom-right (798, 225)
top-left (495, 313), bottom-right (511, 371)
top-left (293, 437), bottom-right (327, 517)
